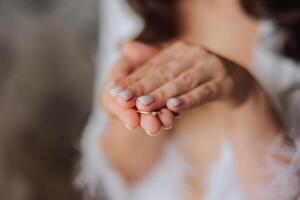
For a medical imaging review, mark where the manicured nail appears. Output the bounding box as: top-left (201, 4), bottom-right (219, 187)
top-left (168, 98), bottom-right (182, 107)
top-left (175, 114), bottom-right (181, 119)
top-left (119, 90), bottom-right (134, 101)
top-left (110, 86), bottom-right (124, 96)
top-left (163, 125), bottom-right (174, 130)
top-left (145, 130), bottom-right (158, 137)
top-left (137, 96), bottom-right (154, 106)
top-left (125, 124), bottom-right (136, 130)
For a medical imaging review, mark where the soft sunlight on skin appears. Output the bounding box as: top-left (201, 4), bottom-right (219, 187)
top-left (104, 41), bottom-right (258, 135)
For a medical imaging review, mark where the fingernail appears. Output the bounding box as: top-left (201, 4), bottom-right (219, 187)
top-left (168, 98), bottom-right (182, 107)
top-left (137, 96), bottom-right (154, 106)
top-left (175, 114), bottom-right (181, 119)
top-left (163, 125), bottom-right (174, 130)
top-left (125, 124), bottom-right (136, 130)
top-left (145, 130), bottom-right (159, 137)
top-left (110, 86), bottom-right (125, 96)
top-left (119, 90), bottom-right (134, 101)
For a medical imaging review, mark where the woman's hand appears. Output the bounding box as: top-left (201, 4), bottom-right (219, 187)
top-left (110, 41), bottom-right (258, 135)
top-left (101, 41), bottom-right (160, 129)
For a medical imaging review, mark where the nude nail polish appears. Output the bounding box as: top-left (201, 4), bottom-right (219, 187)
top-left (145, 130), bottom-right (158, 137)
top-left (125, 123), bottom-right (136, 130)
top-left (175, 114), bottom-right (181, 119)
top-left (110, 86), bottom-right (125, 96)
top-left (168, 98), bottom-right (182, 107)
top-left (119, 90), bottom-right (134, 101)
top-left (137, 96), bottom-right (154, 106)
top-left (163, 125), bottom-right (174, 130)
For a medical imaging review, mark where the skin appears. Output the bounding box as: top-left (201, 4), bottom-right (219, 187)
top-left (113, 42), bottom-right (257, 131)
top-left (100, 0), bottom-right (291, 198)
top-left (107, 0), bottom-right (259, 135)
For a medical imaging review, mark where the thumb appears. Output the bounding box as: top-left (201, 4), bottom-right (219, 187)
top-left (107, 41), bottom-right (160, 82)
top-left (122, 41), bottom-right (160, 66)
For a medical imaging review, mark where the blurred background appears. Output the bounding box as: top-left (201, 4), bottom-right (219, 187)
top-left (0, 0), bottom-right (98, 199)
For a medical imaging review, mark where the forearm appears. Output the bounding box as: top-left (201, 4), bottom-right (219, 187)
top-left (100, 118), bottom-right (168, 184)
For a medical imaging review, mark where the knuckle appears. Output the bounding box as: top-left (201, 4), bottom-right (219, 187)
top-left (130, 76), bottom-right (141, 83)
top-left (211, 66), bottom-right (227, 83)
top-left (195, 66), bottom-right (208, 77)
top-left (202, 84), bottom-right (218, 99)
top-left (182, 93), bottom-right (198, 107)
top-left (148, 57), bottom-right (161, 67)
top-left (128, 83), bottom-right (146, 95)
top-left (117, 79), bottom-right (132, 87)
top-left (214, 72), bottom-right (232, 92)
top-left (179, 73), bottom-right (198, 88)
top-left (168, 60), bottom-right (181, 69)
top-left (184, 96), bottom-right (195, 106)
top-left (157, 68), bottom-right (177, 80)
top-left (152, 90), bottom-right (167, 101)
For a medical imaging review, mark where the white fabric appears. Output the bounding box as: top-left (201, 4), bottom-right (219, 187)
top-left (77, 2), bottom-right (300, 199)
top-left (252, 21), bottom-right (300, 121)
top-left (203, 141), bottom-right (243, 200)
top-left (251, 22), bottom-right (300, 200)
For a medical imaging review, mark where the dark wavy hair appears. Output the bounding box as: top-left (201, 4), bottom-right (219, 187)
top-left (127, 0), bottom-right (300, 62)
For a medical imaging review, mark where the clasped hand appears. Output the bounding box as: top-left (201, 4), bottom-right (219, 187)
top-left (101, 41), bottom-right (257, 136)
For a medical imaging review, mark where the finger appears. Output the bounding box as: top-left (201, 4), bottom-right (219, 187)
top-left (114, 42), bottom-right (183, 91)
top-left (108, 41), bottom-right (160, 82)
top-left (107, 57), bottom-right (132, 82)
top-left (140, 114), bottom-right (162, 136)
top-left (122, 41), bottom-right (160, 66)
top-left (103, 86), bottom-right (140, 128)
top-left (116, 56), bottom-right (193, 108)
top-left (108, 65), bottom-right (149, 101)
top-left (112, 42), bottom-right (162, 86)
top-left (135, 67), bottom-right (211, 111)
top-left (117, 62), bottom-right (183, 108)
top-left (158, 108), bottom-right (175, 130)
top-left (108, 56), bottom-right (158, 106)
top-left (166, 81), bottom-right (220, 113)
top-left (112, 57), bottom-right (161, 93)
top-left (116, 42), bottom-right (206, 107)
top-left (109, 106), bottom-right (140, 129)
top-left (110, 101), bottom-right (140, 129)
